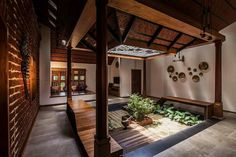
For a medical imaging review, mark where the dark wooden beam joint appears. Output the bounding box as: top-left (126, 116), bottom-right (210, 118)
top-left (122, 16), bottom-right (136, 43)
top-left (81, 39), bottom-right (96, 52)
top-left (167, 33), bottom-right (182, 51)
top-left (67, 44), bottom-right (72, 100)
top-left (213, 40), bottom-right (223, 118)
top-left (95, 0), bottom-right (111, 156)
top-left (147, 26), bottom-right (163, 47)
top-left (107, 24), bottom-right (122, 43)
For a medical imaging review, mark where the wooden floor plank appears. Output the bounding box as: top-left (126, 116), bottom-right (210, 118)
top-left (68, 99), bottom-right (123, 157)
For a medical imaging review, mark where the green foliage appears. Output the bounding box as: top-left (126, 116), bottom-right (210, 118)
top-left (155, 104), bottom-right (202, 126)
top-left (127, 94), bottom-right (155, 121)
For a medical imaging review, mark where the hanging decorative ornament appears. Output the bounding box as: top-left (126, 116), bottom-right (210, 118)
top-left (200, 0), bottom-right (213, 40)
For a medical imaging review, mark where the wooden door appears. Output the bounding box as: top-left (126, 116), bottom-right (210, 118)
top-left (131, 69), bottom-right (142, 94)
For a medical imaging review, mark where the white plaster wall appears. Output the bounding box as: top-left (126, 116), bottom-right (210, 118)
top-left (147, 22), bottom-right (236, 112)
top-left (164, 44), bottom-right (215, 102)
top-left (146, 57), bottom-right (166, 98)
top-left (147, 44), bottom-right (215, 102)
top-left (108, 58), bottom-right (120, 83)
top-left (120, 58), bottom-right (143, 97)
top-left (221, 22), bottom-right (236, 112)
top-left (51, 61), bottom-right (96, 92)
top-left (39, 25), bottom-right (95, 106)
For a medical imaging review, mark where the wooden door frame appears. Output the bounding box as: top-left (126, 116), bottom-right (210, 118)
top-left (131, 69), bottom-right (142, 94)
top-left (0, 15), bottom-right (9, 157)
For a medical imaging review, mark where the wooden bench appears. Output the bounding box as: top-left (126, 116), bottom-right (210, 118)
top-left (157, 96), bottom-right (213, 119)
top-left (67, 99), bottom-right (123, 157)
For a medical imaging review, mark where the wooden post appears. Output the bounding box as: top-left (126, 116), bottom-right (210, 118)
top-left (94, 0), bottom-right (110, 157)
top-left (143, 60), bottom-right (146, 97)
top-left (0, 16), bottom-right (9, 157)
top-left (213, 40), bottom-right (223, 118)
top-left (67, 44), bottom-right (72, 100)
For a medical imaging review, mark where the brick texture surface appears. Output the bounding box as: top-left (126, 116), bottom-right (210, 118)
top-left (6, 0), bottom-right (40, 156)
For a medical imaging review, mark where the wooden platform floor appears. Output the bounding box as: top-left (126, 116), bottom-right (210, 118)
top-left (67, 99), bottom-right (123, 157)
top-left (109, 110), bottom-right (190, 153)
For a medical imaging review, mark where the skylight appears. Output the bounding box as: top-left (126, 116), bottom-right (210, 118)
top-left (108, 45), bottom-right (164, 58)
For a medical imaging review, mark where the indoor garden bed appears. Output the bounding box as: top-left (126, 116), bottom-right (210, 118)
top-left (108, 94), bottom-right (204, 153)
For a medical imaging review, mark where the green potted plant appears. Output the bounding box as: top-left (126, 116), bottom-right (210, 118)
top-left (127, 94), bottom-right (155, 124)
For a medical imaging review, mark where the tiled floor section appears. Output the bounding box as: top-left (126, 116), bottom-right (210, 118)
top-left (154, 112), bottom-right (236, 157)
top-left (22, 105), bottom-right (82, 157)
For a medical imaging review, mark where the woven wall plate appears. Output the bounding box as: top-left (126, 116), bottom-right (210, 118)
top-left (167, 65), bottom-right (175, 73)
top-left (192, 75), bottom-right (200, 82)
top-left (199, 62), bottom-right (209, 71)
top-left (172, 76), bottom-right (178, 82)
top-left (178, 72), bottom-right (186, 80)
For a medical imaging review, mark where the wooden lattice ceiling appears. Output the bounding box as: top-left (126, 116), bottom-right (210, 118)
top-left (33, 0), bottom-right (236, 60)
top-left (77, 9), bottom-right (205, 56)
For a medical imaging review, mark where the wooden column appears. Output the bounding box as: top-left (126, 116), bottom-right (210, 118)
top-left (67, 44), bottom-right (72, 100)
top-left (94, 0), bottom-right (110, 157)
top-left (213, 40), bottom-right (223, 118)
top-left (0, 16), bottom-right (9, 157)
top-left (143, 60), bottom-right (146, 97)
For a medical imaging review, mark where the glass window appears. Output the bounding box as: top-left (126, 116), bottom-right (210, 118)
top-left (53, 75), bottom-right (58, 80)
top-left (74, 76), bottom-right (79, 80)
top-left (61, 75), bottom-right (65, 80)
top-left (80, 75), bottom-right (85, 81)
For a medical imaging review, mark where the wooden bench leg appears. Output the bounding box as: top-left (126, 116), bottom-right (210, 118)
top-left (204, 107), bottom-right (209, 120)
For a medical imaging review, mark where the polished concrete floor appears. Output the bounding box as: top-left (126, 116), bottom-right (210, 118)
top-left (154, 112), bottom-right (236, 157)
top-left (23, 103), bottom-right (236, 157)
top-left (22, 105), bottom-right (82, 157)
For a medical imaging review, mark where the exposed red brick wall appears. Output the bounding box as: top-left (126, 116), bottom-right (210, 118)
top-left (6, 0), bottom-right (40, 156)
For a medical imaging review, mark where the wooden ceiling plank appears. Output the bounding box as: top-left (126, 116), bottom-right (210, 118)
top-left (122, 15), bottom-right (136, 43)
top-left (68, 0), bottom-right (96, 47)
top-left (124, 38), bottom-right (177, 53)
top-left (167, 33), bottom-right (183, 50)
top-left (108, 0), bottom-right (225, 41)
top-left (147, 26), bottom-right (163, 47)
top-left (178, 38), bottom-right (197, 52)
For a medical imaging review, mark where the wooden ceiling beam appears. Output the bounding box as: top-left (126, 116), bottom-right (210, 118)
top-left (122, 15), bottom-right (136, 43)
top-left (147, 26), bottom-right (163, 47)
top-left (108, 0), bottom-right (225, 42)
top-left (167, 33), bottom-right (182, 51)
top-left (124, 38), bottom-right (177, 53)
top-left (114, 10), bottom-right (122, 43)
top-left (108, 54), bottom-right (144, 60)
top-left (145, 53), bottom-right (171, 60)
top-left (68, 0), bottom-right (96, 48)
